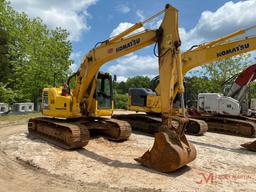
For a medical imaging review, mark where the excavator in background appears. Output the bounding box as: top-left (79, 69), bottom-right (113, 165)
top-left (193, 63), bottom-right (256, 138)
top-left (28, 4), bottom-right (198, 173)
top-left (197, 64), bottom-right (256, 117)
top-left (121, 24), bottom-right (256, 141)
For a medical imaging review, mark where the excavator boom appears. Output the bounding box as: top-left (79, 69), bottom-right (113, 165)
top-left (182, 36), bottom-right (256, 75)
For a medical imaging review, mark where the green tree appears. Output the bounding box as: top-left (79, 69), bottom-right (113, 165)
top-left (185, 76), bottom-right (212, 107)
top-left (0, 0), bottom-right (72, 105)
top-left (0, 26), bottom-right (9, 83)
top-left (115, 93), bottom-right (128, 109)
top-left (200, 54), bottom-right (251, 92)
top-left (113, 81), bottom-right (126, 94)
top-left (126, 76), bottom-right (151, 91)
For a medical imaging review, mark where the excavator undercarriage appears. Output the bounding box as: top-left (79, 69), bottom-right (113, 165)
top-left (28, 117), bottom-right (132, 149)
top-left (190, 115), bottom-right (256, 138)
top-left (112, 113), bottom-right (208, 136)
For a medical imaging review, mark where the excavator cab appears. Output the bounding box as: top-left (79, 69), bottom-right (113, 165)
top-left (95, 74), bottom-right (113, 109)
top-left (89, 72), bottom-right (114, 117)
top-left (94, 73), bottom-right (114, 114)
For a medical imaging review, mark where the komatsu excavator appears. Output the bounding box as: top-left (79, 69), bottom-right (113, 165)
top-left (28, 4), bottom-right (198, 173)
top-left (123, 24), bottom-right (256, 140)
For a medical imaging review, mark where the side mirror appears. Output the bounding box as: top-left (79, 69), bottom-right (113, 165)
top-left (113, 74), bottom-right (117, 82)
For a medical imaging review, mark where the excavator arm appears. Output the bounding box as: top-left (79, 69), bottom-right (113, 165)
top-left (72, 4), bottom-right (186, 127)
top-left (183, 36), bottom-right (256, 74)
top-left (73, 4), bottom-right (187, 122)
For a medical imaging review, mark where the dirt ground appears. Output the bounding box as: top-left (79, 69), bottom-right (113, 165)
top-left (0, 111), bottom-right (255, 192)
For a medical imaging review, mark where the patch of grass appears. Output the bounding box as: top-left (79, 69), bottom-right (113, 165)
top-left (0, 112), bottom-right (41, 121)
top-left (0, 112), bottom-right (42, 126)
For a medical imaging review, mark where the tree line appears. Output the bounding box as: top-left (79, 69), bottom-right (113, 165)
top-left (0, 0), bottom-right (72, 106)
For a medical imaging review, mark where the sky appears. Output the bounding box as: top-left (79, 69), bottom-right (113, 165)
top-left (9, 0), bottom-right (256, 82)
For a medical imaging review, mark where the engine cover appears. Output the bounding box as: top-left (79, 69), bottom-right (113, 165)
top-left (198, 93), bottom-right (240, 116)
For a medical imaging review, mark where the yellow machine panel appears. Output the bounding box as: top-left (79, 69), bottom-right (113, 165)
top-left (42, 88), bottom-right (77, 118)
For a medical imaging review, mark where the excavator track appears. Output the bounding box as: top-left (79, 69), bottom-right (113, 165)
top-left (28, 117), bottom-right (131, 150)
top-left (82, 118), bottom-right (132, 141)
top-left (28, 117), bottom-right (90, 149)
top-left (113, 114), bottom-right (161, 134)
top-left (185, 118), bottom-right (208, 135)
top-left (112, 114), bottom-right (208, 136)
top-left (104, 118), bottom-right (132, 140)
top-left (193, 115), bottom-right (256, 137)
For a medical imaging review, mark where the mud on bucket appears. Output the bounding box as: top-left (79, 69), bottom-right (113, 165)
top-left (135, 131), bottom-right (197, 173)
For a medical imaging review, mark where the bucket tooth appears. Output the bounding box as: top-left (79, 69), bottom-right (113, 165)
top-left (135, 117), bottom-right (197, 173)
top-left (241, 140), bottom-right (256, 152)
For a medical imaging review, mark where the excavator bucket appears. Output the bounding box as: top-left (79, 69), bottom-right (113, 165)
top-left (135, 117), bottom-right (197, 172)
top-left (241, 140), bottom-right (256, 152)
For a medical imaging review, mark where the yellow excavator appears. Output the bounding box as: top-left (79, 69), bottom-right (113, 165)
top-left (28, 4), bottom-right (198, 173)
top-left (123, 24), bottom-right (256, 139)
